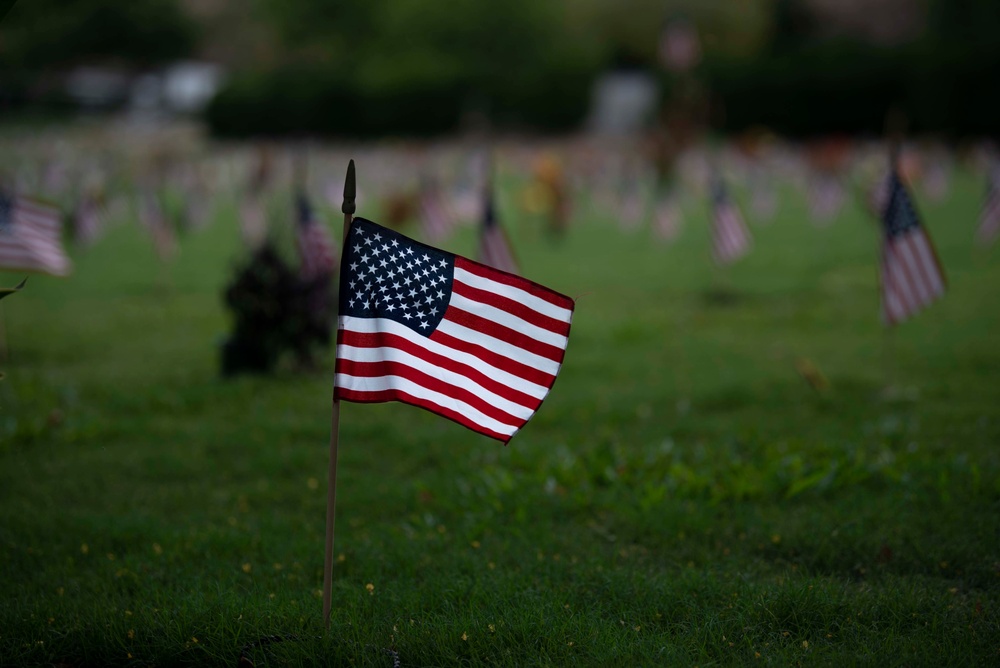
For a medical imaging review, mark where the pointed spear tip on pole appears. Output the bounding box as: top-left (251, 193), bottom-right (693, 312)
top-left (342, 159), bottom-right (356, 215)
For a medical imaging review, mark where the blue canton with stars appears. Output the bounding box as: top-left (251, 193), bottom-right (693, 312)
top-left (339, 217), bottom-right (455, 336)
top-left (883, 173), bottom-right (921, 239)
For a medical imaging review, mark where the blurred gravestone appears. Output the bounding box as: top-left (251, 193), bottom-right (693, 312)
top-left (587, 71), bottom-right (659, 135)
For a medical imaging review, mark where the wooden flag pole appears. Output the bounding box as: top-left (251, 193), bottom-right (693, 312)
top-left (323, 159), bottom-right (355, 629)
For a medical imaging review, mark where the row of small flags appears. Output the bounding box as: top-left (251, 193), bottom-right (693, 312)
top-left (2, 145), bottom-right (999, 327)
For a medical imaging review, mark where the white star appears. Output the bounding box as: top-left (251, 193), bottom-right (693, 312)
top-left (353, 245), bottom-right (361, 253)
top-left (361, 254), bottom-right (370, 264)
top-left (408, 289), bottom-right (418, 298)
top-left (414, 255), bottom-right (424, 265)
top-left (374, 233), bottom-right (382, 241)
top-left (380, 259), bottom-right (389, 268)
top-left (391, 239), bottom-right (399, 247)
top-left (349, 263), bottom-right (358, 272)
top-left (424, 295), bottom-right (434, 305)
top-left (372, 246), bottom-right (381, 256)
top-left (429, 307), bottom-right (438, 315)
top-left (349, 299), bottom-right (356, 308)
top-left (375, 274), bottom-right (385, 284)
top-left (406, 247), bottom-right (414, 255)
top-left (420, 284), bottom-right (430, 293)
top-left (438, 259), bottom-right (448, 268)
top-left (419, 320), bottom-right (429, 329)
top-left (422, 254), bottom-right (430, 263)
top-left (403, 312), bottom-right (412, 320)
top-left (403, 276), bottom-right (412, 286)
top-left (385, 303), bottom-right (396, 312)
top-left (392, 282), bottom-right (401, 290)
top-left (381, 244), bottom-right (390, 253)
top-left (406, 262), bottom-right (414, 270)
top-left (436, 290), bottom-right (444, 299)
top-left (364, 237), bottom-right (374, 246)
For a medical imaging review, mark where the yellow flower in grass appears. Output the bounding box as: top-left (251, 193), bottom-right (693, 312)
top-left (127, 629), bottom-right (134, 639)
top-left (461, 632), bottom-right (468, 641)
top-left (80, 543), bottom-right (89, 555)
top-left (242, 563), bottom-right (252, 574)
top-left (365, 583), bottom-right (374, 595)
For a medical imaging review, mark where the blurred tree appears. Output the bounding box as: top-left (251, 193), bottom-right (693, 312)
top-left (0, 0), bottom-right (196, 69)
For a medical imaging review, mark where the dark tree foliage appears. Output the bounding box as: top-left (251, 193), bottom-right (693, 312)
top-left (0, 0), bottom-right (196, 69)
top-left (221, 243), bottom-right (334, 376)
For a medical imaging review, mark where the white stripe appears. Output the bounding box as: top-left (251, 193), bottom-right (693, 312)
top-left (337, 344), bottom-right (534, 420)
top-left (335, 372), bottom-right (518, 437)
top-left (453, 266), bottom-right (571, 323)
top-left (436, 316), bottom-right (563, 377)
top-left (339, 316), bottom-right (550, 399)
top-left (906, 232), bottom-right (945, 297)
top-left (448, 292), bottom-right (568, 349)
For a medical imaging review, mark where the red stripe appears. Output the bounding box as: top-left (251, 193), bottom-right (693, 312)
top-left (451, 278), bottom-right (571, 336)
top-left (334, 386), bottom-right (511, 443)
top-left (455, 256), bottom-right (573, 310)
top-left (428, 327), bottom-right (557, 389)
top-left (337, 329), bottom-right (543, 410)
top-left (335, 358), bottom-right (524, 428)
top-left (443, 306), bottom-right (566, 363)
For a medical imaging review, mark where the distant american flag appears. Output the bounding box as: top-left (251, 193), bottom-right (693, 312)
top-left (710, 179), bottom-right (751, 265)
top-left (477, 188), bottom-right (518, 275)
top-left (976, 168), bottom-right (1000, 246)
top-left (0, 193), bottom-right (71, 276)
top-left (334, 217), bottom-right (574, 443)
top-left (807, 175), bottom-right (845, 225)
top-left (73, 195), bottom-right (103, 247)
top-left (419, 179), bottom-right (455, 242)
top-left (880, 171), bottom-right (946, 325)
top-left (653, 194), bottom-right (682, 243)
top-left (295, 193), bottom-right (337, 281)
top-left (139, 190), bottom-right (176, 261)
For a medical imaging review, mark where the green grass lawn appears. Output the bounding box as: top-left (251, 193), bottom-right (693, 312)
top-left (1, 163), bottom-right (998, 667)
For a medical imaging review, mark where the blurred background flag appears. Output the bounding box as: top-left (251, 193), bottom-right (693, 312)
top-left (139, 189), bottom-right (177, 261)
top-left (710, 176), bottom-right (751, 265)
top-left (419, 177), bottom-right (455, 243)
top-left (880, 171), bottom-right (946, 325)
top-left (0, 193), bottom-right (72, 276)
top-left (976, 166), bottom-right (1000, 246)
top-left (295, 192), bottom-right (337, 281)
top-left (477, 185), bottom-right (518, 275)
top-left (334, 218), bottom-right (574, 443)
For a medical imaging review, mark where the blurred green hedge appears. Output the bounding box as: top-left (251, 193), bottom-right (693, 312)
top-left (705, 39), bottom-right (1000, 138)
top-left (205, 61), bottom-right (595, 139)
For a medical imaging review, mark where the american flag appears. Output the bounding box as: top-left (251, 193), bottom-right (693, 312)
top-left (976, 168), bottom-right (1000, 246)
top-left (295, 193), bottom-right (337, 281)
top-left (73, 195), bottom-right (103, 247)
top-left (139, 190), bottom-right (176, 261)
top-left (807, 175), bottom-right (845, 225)
top-left (419, 178), bottom-right (455, 243)
top-left (0, 193), bottom-right (72, 276)
top-left (477, 188), bottom-right (518, 275)
top-left (653, 194), bottom-right (682, 242)
top-left (880, 171), bottom-right (946, 325)
top-left (334, 217), bottom-right (574, 443)
top-left (710, 178), bottom-right (751, 265)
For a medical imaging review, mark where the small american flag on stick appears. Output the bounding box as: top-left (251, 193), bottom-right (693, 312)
top-left (477, 187), bottom-right (518, 275)
top-left (710, 178), bottom-right (751, 265)
top-left (880, 171), bottom-right (946, 325)
top-left (296, 193), bottom-right (337, 281)
top-left (976, 168), bottom-right (1000, 247)
top-left (334, 217), bottom-right (574, 443)
top-left (0, 193), bottom-right (71, 276)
